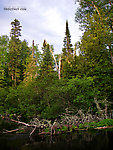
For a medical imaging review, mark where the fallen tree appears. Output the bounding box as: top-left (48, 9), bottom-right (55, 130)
top-left (1, 116), bottom-right (38, 137)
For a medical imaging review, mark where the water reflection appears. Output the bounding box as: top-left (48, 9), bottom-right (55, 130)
top-left (0, 130), bottom-right (113, 150)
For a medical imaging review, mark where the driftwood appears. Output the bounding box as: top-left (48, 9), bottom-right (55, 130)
top-left (95, 126), bottom-right (113, 130)
top-left (10, 118), bottom-right (32, 127)
top-left (1, 116), bottom-right (37, 137)
top-left (3, 128), bottom-right (23, 134)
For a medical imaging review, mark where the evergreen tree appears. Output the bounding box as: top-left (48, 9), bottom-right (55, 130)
top-left (62, 20), bottom-right (73, 56)
top-left (40, 40), bottom-right (55, 77)
top-left (8, 19), bottom-right (22, 87)
top-left (24, 40), bottom-right (41, 84)
top-left (61, 20), bottom-right (74, 78)
top-left (20, 40), bottom-right (31, 81)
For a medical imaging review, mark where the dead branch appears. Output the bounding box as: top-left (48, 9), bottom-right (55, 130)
top-left (91, 1), bottom-right (101, 19)
top-left (10, 118), bottom-right (32, 127)
top-left (29, 126), bottom-right (37, 137)
top-left (1, 116), bottom-right (38, 135)
top-left (95, 126), bottom-right (113, 130)
top-left (3, 128), bottom-right (24, 134)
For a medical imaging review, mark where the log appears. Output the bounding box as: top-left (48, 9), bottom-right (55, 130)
top-left (95, 126), bottom-right (113, 130)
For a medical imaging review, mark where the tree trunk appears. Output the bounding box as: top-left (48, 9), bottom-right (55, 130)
top-left (59, 54), bottom-right (61, 79)
top-left (49, 46), bottom-right (59, 72)
top-left (105, 104), bottom-right (108, 119)
top-left (32, 40), bottom-right (34, 58)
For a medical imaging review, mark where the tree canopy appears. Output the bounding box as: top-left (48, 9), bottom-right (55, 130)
top-left (0, 2), bottom-right (113, 123)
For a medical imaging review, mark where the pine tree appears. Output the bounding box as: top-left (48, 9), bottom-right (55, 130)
top-left (8, 19), bottom-right (22, 87)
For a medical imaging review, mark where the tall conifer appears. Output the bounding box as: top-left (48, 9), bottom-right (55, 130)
top-left (40, 40), bottom-right (54, 76)
top-left (62, 20), bottom-right (73, 56)
top-left (61, 20), bottom-right (73, 78)
top-left (8, 19), bottom-right (22, 86)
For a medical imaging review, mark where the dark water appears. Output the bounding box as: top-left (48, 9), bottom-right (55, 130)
top-left (0, 129), bottom-right (113, 150)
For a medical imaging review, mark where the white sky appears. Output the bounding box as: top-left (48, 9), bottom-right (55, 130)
top-left (0, 0), bottom-right (82, 54)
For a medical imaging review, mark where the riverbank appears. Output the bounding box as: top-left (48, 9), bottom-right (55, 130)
top-left (39, 119), bottom-right (113, 135)
top-left (1, 116), bottom-right (113, 136)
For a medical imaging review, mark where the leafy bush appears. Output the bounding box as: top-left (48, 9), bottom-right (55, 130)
top-left (79, 119), bottom-right (113, 129)
top-left (67, 76), bottom-right (96, 111)
top-left (62, 125), bottom-right (68, 132)
top-left (96, 119), bottom-right (113, 127)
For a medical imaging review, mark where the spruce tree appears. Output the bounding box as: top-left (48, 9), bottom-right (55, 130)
top-left (61, 20), bottom-right (74, 78)
top-left (40, 40), bottom-right (54, 76)
top-left (8, 19), bottom-right (22, 87)
top-left (19, 40), bottom-right (29, 81)
top-left (62, 20), bottom-right (73, 56)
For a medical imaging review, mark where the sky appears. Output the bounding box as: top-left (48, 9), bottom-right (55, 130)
top-left (0, 0), bottom-right (82, 54)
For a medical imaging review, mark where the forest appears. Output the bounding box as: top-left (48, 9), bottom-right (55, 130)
top-left (0, 0), bottom-right (113, 128)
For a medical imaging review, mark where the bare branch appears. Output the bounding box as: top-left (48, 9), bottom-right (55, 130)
top-left (29, 126), bottom-right (37, 137)
top-left (3, 128), bottom-right (24, 134)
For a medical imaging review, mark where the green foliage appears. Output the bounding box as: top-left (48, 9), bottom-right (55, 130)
top-left (8, 19), bottom-right (22, 87)
top-left (79, 122), bottom-right (97, 129)
top-left (0, 117), bottom-right (18, 131)
top-left (19, 40), bottom-right (31, 81)
top-left (62, 20), bottom-right (73, 56)
top-left (40, 40), bottom-right (55, 76)
top-left (79, 119), bottom-right (113, 129)
top-left (4, 87), bottom-right (19, 114)
top-left (67, 76), bottom-right (95, 110)
top-left (39, 78), bottom-right (68, 119)
top-left (75, 0), bottom-right (113, 32)
top-left (23, 42), bottom-right (41, 84)
top-left (96, 119), bottom-right (113, 127)
top-left (75, 0), bottom-right (113, 112)
top-left (0, 88), bottom-right (8, 113)
top-left (61, 20), bottom-right (74, 78)
top-left (0, 35), bottom-right (9, 87)
top-left (62, 125), bottom-right (68, 132)
top-left (44, 128), bottom-right (50, 133)
top-left (0, 7), bottom-right (113, 125)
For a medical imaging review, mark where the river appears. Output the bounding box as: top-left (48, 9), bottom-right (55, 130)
top-left (0, 129), bottom-right (113, 150)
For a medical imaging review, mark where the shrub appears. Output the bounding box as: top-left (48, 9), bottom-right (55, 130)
top-left (96, 119), bottom-right (113, 127)
top-left (79, 119), bottom-right (113, 129)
